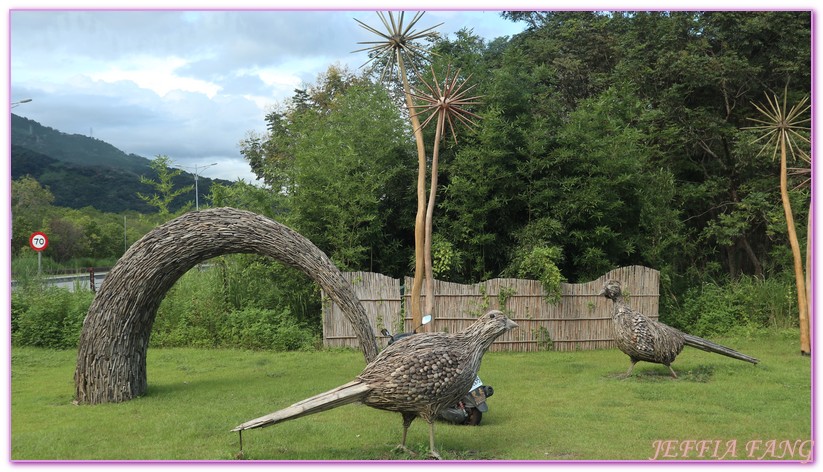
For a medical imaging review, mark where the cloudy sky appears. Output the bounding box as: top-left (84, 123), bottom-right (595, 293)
top-left (9, 7), bottom-right (527, 183)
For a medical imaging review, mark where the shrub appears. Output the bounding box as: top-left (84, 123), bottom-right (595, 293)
top-left (151, 266), bottom-right (229, 348)
top-left (217, 255), bottom-right (322, 329)
top-left (11, 287), bottom-right (93, 349)
top-left (11, 253), bottom-right (60, 281)
top-left (681, 283), bottom-right (747, 336)
top-left (220, 307), bottom-right (317, 351)
top-left (151, 261), bottom-right (320, 350)
top-left (671, 275), bottom-right (797, 337)
top-left (510, 246), bottom-right (565, 304)
top-left (12, 261), bottom-right (320, 351)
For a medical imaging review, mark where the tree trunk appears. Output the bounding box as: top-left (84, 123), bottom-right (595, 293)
top-left (726, 245), bottom-right (738, 279)
top-left (779, 137), bottom-right (810, 355)
top-left (739, 235), bottom-right (764, 278)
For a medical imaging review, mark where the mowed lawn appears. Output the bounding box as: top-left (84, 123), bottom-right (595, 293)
top-left (11, 329), bottom-right (811, 461)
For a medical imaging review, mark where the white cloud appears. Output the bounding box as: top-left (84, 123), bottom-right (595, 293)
top-left (237, 66), bottom-right (302, 102)
top-left (89, 55), bottom-right (222, 98)
top-left (9, 9), bottom-right (528, 183)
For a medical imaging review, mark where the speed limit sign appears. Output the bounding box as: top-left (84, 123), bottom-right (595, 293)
top-left (29, 232), bottom-right (49, 252)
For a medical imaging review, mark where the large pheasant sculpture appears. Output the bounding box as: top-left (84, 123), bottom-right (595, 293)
top-left (600, 280), bottom-right (758, 378)
top-left (232, 310), bottom-right (517, 459)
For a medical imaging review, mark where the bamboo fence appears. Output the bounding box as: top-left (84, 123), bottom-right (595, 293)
top-left (322, 265), bottom-right (659, 352)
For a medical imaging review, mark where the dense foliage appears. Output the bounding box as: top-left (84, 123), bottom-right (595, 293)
top-left (11, 145), bottom-right (154, 213)
top-left (11, 284), bottom-right (94, 349)
top-left (239, 11), bottom-right (810, 317)
top-left (239, 68), bottom-right (417, 274)
top-left (11, 176), bottom-right (155, 267)
top-left (149, 263), bottom-right (318, 350)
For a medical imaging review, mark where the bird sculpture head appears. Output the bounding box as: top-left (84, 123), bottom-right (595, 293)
top-left (465, 310), bottom-right (518, 346)
top-left (599, 279), bottom-right (624, 301)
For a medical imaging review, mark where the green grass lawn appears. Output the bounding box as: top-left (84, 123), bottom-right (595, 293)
top-left (11, 329), bottom-right (811, 461)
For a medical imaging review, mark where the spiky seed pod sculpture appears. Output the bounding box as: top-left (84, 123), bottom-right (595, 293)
top-left (410, 64), bottom-right (483, 143)
top-left (747, 92), bottom-right (811, 162)
top-left (353, 11), bottom-right (441, 82)
top-left (409, 64), bottom-right (482, 315)
top-left (352, 11), bottom-right (441, 328)
top-left (744, 88), bottom-right (811, 355)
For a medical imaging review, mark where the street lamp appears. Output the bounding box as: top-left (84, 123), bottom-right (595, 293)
top-left (11, 98), bottom-right (32, 108)
top-left (173, 162), bottom-right (218, 210)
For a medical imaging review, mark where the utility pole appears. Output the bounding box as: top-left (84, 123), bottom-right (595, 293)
top-left (173, 162), bottom-right (218, 210)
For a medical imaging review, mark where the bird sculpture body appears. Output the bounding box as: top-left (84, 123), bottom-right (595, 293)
top-left (600, 280), bottom-right (758, 378)
top-left (232, 310), bottom-right (518, 459)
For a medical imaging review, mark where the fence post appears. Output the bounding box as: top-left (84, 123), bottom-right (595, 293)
top-left (399, 282), bottom-right (406, 325)
top-left (88, 267), bottom-right (96, 293)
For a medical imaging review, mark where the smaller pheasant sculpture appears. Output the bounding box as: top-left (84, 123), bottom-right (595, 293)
top-left (232, 310), bottom-right (518, 459)
top-left (600, 280), bottom-right (758, 378)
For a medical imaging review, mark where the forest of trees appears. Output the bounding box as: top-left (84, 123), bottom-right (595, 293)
top-left (11, 11), bottom-right (810, 348)
top-left (237, 11), bottom-right (810, 299)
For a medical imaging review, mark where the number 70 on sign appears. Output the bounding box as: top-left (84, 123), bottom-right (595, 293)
top-left (29, 232), bottom-right (49, 252)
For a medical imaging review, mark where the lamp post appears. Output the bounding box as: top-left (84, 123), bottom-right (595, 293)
top-left (174, 162), bottom-right (218, 210)
top-left (11, 98), bottom-right (32, 108)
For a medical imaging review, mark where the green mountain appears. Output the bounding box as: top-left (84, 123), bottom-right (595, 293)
top-left (11, 144), bottom-right (156, 212)
top-left (11, 114), bottom-right (153, 173)
top-left (11, 114), bottom-right (231, 213)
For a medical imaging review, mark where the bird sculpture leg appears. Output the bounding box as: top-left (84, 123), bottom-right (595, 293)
top-left (624, 359), bottom-right (638, 378)
top-left (394, 412), bottom-right (417, 456)
top-left (427, 419), bottom-right (441, 460)
top-left (666, 364), bottom-right (678, 379)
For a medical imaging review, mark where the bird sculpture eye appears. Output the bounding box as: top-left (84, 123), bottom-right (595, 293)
top-left (489, 313), bottom-right (496, 319)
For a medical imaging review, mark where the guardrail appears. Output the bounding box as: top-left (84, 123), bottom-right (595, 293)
top-left (11, 269), bottom-right (109, 293)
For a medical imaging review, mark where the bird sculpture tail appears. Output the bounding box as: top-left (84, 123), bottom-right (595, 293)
top-left (683, 334), bottom-right (759, 364)
top-left (231, 380), bottom-right (371, 431)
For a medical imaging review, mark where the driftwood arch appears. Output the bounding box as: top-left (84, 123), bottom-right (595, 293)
top-left (74, 207), bottom-right (379, 404)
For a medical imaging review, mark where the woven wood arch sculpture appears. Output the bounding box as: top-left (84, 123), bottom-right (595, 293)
top-left (74, 207), bottom-right (379, 404)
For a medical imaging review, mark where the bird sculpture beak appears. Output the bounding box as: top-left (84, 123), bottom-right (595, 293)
top-left (506, 318), bottom-right (518, 330)
top-left (598, 287), bottom-right (606, 296)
